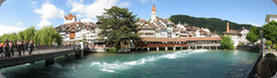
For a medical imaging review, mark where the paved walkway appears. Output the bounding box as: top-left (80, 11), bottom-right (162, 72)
top-left (0, 47), bottom-right (74, 59)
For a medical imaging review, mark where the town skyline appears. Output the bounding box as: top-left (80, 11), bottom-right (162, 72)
top-left (0, 0), bottom-right (276, 35)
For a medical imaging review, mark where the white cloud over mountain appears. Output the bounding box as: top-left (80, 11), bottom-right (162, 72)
top-left (35, 2), bottom-right (65, 27)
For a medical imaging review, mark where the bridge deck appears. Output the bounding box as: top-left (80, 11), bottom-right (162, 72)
top-left (0, 47), bottom-right (80, 68)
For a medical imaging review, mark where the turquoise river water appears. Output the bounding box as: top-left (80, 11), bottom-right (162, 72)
top-left (0, 50), bottom-right (259, 78)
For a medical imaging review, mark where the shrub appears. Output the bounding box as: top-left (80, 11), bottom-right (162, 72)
top-left (107, 47), bottom-right (118, 53)
top-left (273, 44), bottom-right (277, 50)
top-left (265, 40), bottom-right (272, 48)
top-left (220, 35), bottom-right (235, 50)
top-left (265, 53), bottom-right (276, 58)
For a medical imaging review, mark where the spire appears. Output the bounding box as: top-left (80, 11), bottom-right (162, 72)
top-left (152, 4), bottom-right (156, 12)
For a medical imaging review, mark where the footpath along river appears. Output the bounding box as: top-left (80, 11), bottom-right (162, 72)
top-left (0, 50), bottom-right (259, 78)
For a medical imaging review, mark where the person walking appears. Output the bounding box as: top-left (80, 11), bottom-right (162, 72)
top-left (0, 41), bottom-right (3, 57)
top-left (3, 40), bottom-right (10, 58)
top-left (17, 40), bottom-right (22, 56)
top-left (9, 41), bottom-right (14, 57)
top-left (28, 40), bottom-right (34, 55)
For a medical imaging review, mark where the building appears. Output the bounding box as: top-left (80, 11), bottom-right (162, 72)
top-left (138, 4), bottom-right (213, 38)
top-left (56, 14), bottom-right (105, 52)
top-left (136, 37), bottom-right (221, 51)
top-left (223, 22), bottom-right (249, 48)
top-left (265, 14), bottom-right (277, 23)
top-left (135, 3), bottom-right (221, 51)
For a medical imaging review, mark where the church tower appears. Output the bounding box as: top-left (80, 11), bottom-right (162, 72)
top-left (150, 4), bottom-right (157, 23)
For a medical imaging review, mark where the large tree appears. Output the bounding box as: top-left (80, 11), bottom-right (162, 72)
top-left (35, 26), bottom-right (62, 46)
top-left (97, 6), bottom-right (140, 50)
top-left (263, 21), bottom-right (277, 43)
top-left (221, 35), bottom-right (235, 50)
top-left (246, 26), bottom-right (260, 44)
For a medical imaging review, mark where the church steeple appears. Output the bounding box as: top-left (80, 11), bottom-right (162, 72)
top-left (152, 4), bottom-right (156, 12)
top-left (151, 3), bottom-right (157, 23)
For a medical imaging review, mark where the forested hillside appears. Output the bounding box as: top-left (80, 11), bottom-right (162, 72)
top-left (170, 15), bottom-right (254, 33)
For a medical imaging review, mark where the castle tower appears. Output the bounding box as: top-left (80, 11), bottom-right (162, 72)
top-left (64, 14), bottom-right (77, 24)
top-left (150, 4), bottom-right (157, 23)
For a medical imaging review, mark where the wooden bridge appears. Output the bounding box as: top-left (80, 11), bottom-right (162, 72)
top-left (0, 46), bottom-right (84, 69)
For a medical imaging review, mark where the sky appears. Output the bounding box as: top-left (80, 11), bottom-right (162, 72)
top-left (0, 0), bottom-right (277, 35)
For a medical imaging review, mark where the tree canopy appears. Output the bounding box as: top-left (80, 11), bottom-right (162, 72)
top-left (246, 26), bottom-right (260, 44)
top-left (221, 35), bottom-right (235, 50)
top-left (0, 26), bottom-right (62, 46)
top-left (262, 21), bottom-right (277, 43)
top-left (97, 6), bottom-right (140, 50)
top-left (170, 15), bottom-right (254, 34)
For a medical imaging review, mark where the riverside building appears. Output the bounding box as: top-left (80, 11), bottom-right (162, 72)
top-left (223, 22), bottom-right (249, 48)
top-left (56, 14), bottom-right (105, 52)
top-left (135, 4), bottom-right (222, 51)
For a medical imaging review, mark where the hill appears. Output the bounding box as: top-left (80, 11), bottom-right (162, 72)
top-left (169, 15), bottom-right (254, 34)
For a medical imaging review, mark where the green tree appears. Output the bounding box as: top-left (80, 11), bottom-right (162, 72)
top-left (263, 21), bottom-right (277, 43)
top-left (23, 26), bottom-right (36, 41)
top-left (35, 26), bottom-right (62, 46)
top-left (0, 33), bottom-right (17, 42)
top-left (97, 6), bottom-right (140, 51)
top-left (221, 35), bottom-right (235, 50)
top-left (246, 27), bottom-right (260, 44)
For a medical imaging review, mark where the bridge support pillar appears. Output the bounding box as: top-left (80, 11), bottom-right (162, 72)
top-left (45, 58), bottom-right (54, 66)
top-left (173, 47), bottom-right (176, 51)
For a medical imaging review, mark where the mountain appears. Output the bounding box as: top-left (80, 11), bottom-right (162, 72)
top-left (169, 15), bottom-right (254, 34)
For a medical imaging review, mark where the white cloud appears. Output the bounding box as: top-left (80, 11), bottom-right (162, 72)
top-left (68, 0), bottom-right (130, 22)
top-left (0, 25), bottom-right (25, 35)
top-left (15, 21), bottom-right (23, 26)
top-left (141, 0), bottom-right (152, 3)
top-left (31, 1), bottom-right (37, 5)
top-left (34, 2), bottom-right (65, 27)
top-left (118, 1), bottom-right (130, 8)
top-left (141, 0), bottom-right (147, 3)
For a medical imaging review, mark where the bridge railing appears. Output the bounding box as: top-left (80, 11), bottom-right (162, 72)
top-left (247, 54), bottom-right (262, 78)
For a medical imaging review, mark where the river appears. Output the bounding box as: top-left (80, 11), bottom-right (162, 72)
top-left (0, 50), bottom-right (259, 78)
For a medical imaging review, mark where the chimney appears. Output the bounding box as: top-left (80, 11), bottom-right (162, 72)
top-left (227, 22), bottom-right (230, 32)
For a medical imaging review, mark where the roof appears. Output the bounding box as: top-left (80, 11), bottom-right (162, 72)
top-left (64, 14), bottom-right (77, 21)
top-left (223, 29), bottom-right (240, 35)
top-left (152, 4), bottom-right (156, 12)
top-left (141, 37), bottom-right (221, 42)
top-left (265, 14), bottom-right (277, 22)
top-left (56, 22), bottom-right (96, 32)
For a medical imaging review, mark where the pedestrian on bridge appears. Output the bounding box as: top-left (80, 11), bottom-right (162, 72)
top-left (28, 40), bottom-right (34, 55)
top-left (9, 41), bottom-right (14, 56)
top-left (0, 41), bottom-right (4, 57)
top-left (16, 40), bottom-right (23, 56)
top-left (3, 40), bottom-right (10, 58)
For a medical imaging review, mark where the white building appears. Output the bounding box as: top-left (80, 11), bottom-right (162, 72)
top-left (223, 22), bottom-right (249, 48)
top-left (265, 14), bottom-right (277, 22)
top-left (138, 4), bottom-right (214, 38)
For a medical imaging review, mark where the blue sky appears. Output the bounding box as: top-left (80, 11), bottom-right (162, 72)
top-left (0, 0), bottom-right (276, 35)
